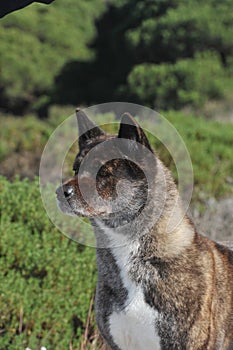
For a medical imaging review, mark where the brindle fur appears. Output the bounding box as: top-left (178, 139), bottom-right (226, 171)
top-left (56, 109), bottom-right (233, 350)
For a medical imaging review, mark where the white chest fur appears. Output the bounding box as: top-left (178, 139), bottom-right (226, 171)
top-left (98, 222), bottom-right (161, 350)
top-left (109, 286), bottom-right (161, 350)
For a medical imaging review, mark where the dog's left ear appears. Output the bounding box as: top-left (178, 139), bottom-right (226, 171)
top-left (118, 113), bottom-right (153, 152)
top-left (76, 108), bottom-right (105, 149)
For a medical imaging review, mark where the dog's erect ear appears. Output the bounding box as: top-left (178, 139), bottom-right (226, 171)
top-left (76, 108), bottom-right (105, 148)
top-left (118, 113), bottom-right (153, 152)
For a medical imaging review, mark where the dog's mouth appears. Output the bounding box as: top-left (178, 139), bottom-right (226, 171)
top-left (56, 185), bottom-right (86, 217)
top-left (56, 197), bottom-right (84, 217)
top-left (57, 199), bottom-right (112, 219)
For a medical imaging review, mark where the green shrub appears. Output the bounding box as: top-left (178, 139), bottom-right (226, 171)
top-left (163, 111), bottom-right (233, 201)
top-left (127, 52), bottom-right (228, 109)
top-left (0, 0), bottom-right (105, 113)
top-left (0, 177), bottom-right (97, 350)
top-left (0, 115), bottom-right (51, 162)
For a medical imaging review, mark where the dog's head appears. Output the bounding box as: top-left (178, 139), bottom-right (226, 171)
top-left (56, 109), bottom-right (156, 226)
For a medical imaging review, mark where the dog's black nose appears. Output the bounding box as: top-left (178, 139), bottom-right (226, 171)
top-left (56, 185), bottom-right (74, 200)
top-left (63, 185), bottom-right (75, 199)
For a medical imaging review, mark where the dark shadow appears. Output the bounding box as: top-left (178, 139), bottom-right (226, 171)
top-left (52, 0), bottom-right (185, 108)
top-left (52, 3), bottom-right (137, 106)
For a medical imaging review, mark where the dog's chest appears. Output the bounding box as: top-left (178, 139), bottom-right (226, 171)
top-left (109, 286), bottom-right (161, 350)
top-left (107, 238), bottom-right (161, 350)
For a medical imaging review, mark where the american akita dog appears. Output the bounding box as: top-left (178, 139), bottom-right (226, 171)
top-left (56, 109), bottom-right (233, 350)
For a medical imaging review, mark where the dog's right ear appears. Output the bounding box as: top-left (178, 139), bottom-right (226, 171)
top-left (76, 108), bottom-right (105, 149)
top-left (118, 112), bottom-right (153, 152)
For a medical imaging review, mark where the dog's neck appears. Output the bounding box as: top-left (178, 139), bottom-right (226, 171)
top-left (92, 160), bottom-right (194, 258)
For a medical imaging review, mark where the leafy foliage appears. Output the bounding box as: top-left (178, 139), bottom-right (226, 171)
top-left (54, 0), bottom-right (233, 110)
top-left (1, 0), bottom-right (232, 112)
top-left (0, 115), bottom-right (51, 162)
top-left (126, 0), bottom-right (233, 66)
top-left (0, 0), bottom-right (105, 114)
top-left (0, 177), bottom-right (97, 350)
top-left (127, 52), bottom-right (226, 109)
top-left (163, 111), bottom-right (233, 200)
top-left (122, 0), bottom-right (233, 109)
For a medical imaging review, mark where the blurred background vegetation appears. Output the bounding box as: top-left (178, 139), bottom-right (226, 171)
top-left (1, 0), bottom-right (233, 115)
top-left (0, 0), bottom-right (233, 349)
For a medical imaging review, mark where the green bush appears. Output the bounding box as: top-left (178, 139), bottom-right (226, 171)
top-left (163, 111), bottom-right (233, 201)
top-left (127, 52), bottom-right (228, 109)
top-left (0, 0), bottom-right (105, 114)
top-left (0, 115), bottom-right (51, 162)
top-left (1, 0), bottom-right (233, 111)
top-left (0, 177), bottom-right (97, 350)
